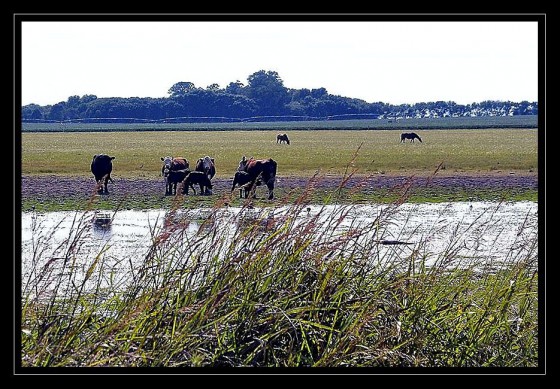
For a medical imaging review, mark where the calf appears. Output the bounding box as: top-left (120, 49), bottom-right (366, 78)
top-left (165, 169), bottom-right (190, 195)
top-left (182, 171), bottom-right (213, 195)
top-left (231, 171), bottom-right (263, 198)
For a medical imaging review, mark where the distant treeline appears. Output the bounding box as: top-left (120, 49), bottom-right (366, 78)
top-left (22, 70), bottom-right (538, 123)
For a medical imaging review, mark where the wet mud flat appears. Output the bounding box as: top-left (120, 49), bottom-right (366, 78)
top-left (21, 173), bottom-right (538, 211)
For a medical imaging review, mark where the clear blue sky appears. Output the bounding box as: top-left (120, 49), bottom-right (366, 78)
top-left (21, 21), bottom-right (538, 106)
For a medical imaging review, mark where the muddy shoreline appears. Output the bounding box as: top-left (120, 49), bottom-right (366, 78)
top-left (21, 173), bottom-right (538, 204)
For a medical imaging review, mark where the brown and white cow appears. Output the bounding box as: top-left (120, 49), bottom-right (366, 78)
top-left (236, 156), bottom-right (277, 200)
top-left (161, 156), bottom-right (189, 195)
top-left (195, 156), bottom-right (216, 194)
top-left (195, 156), bottom-right (216, 180)
top-left (91, 154), bottom-right (115, 194)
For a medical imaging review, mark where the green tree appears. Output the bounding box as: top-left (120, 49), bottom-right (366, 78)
top-left (225, 80), bottom-right (246, 96)
top-left (168, 82), bottom-right (197, 97)
top-left (246, 70), bottom-right (289, 115)
top-left (47, 102), bottom-right (66, 121)
top-left (206, 83), bottom-right (221, 92)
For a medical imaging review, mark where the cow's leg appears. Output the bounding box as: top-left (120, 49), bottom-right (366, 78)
top-left (266, 178), bottom-right (275, 200)
top-left (104, 176), bottom-right (109, 194)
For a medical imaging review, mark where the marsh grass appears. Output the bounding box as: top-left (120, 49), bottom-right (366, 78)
top-left (20, 173), bottom-right (538, 368)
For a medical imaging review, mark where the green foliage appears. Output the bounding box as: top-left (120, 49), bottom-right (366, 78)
top-left (168, 81), bottom-right (197, 97)
top-left (21, 70), bottom-right (538, 122)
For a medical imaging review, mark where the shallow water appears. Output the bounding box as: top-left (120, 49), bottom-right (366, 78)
top-left (20, 201), bottom-right (538, 296)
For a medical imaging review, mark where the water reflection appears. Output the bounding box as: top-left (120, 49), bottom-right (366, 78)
top-left (92, 222), bottom-right (112, 239)
top-left (21, 201), bottom-right (538, 291)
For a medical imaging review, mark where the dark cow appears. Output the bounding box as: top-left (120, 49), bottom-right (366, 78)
top-left (161, 156), bottom-right (189, 195)
top-left (91, 154), bottom-right (115, 194)
top-left (182, 171), bottom-right (213, 195)
top-left (195, 156), bottom-right (216, 194)
top-left (400, 132), bottom-right (422, 143)
top-left (236, 156), bottom-right (278, 200)
top-left (231, 171), bottom-right (263, 198)
top-left (276, 133), bottom-right (290, 145)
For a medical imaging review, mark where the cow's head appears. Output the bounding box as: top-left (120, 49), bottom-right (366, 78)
top-left (161, 156), bottom-right (173, 177)
top-left (238, 156), bottom-right (253, 172)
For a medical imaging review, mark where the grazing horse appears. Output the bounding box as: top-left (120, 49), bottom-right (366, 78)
top-left (161, 156), bottom-right (189, 195)
top-left (400, 132), bottom-right (422, 143)
top-left (182, 171), bottom-right (213, 195)
top-left (276, 133), bottom-right (290, 145)
top-left (236, 156), bottom-right (277, 200)
top-left (91, 154), bottom-right (115, 194)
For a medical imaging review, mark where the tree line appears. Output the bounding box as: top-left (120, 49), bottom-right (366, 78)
top-left (22, 70), bottom-right (538, 122)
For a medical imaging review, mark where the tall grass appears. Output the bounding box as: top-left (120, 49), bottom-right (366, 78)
top-left (20, 177), bottom-right (538, 368)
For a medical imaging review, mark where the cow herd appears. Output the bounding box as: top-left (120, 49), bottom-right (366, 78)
top-left (90, 131), bottom-right (420, 200)
top-left (91, 153), bottom-right (278, 200)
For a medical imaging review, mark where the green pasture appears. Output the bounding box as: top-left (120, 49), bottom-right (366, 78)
top-left (22, 129), bottom-right (538, 178)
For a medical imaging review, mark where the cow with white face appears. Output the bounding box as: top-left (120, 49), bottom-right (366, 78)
top-left (161, 156), bottom-right (189, 195)
top-left (195, 156), bottom-right (216, 194)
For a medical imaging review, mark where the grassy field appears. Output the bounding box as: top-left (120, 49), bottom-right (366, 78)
top-left (21, 129), bottom-right (538, 178)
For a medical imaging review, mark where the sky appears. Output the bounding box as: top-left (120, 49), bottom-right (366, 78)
top-left (20, 21), bottom-right (539, 106)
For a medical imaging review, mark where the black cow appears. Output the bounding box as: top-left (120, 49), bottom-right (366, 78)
top-left (276, 133), bottom-right (290, 145)
top-left (161, 156), bottom-right (189, 195)
top-left (91, 154), bottom-right (115, 194)
top-left (400, 132), bottom-right (422, 143)
top-left (182, 171), bottom-right (213, 195)
top-left (237, 156), bottom-right (278, 200)
top-left (231, 171), bottom-right (263, 198)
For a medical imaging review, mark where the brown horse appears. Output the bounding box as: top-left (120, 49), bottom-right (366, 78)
top-left (400, 132), bottom-right (422, 143)
top-left (276, 133), bottom-right (290, 145)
